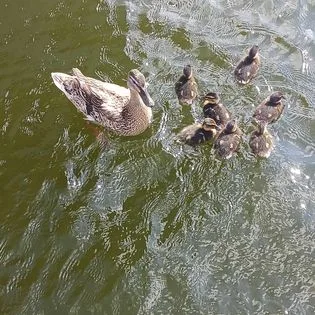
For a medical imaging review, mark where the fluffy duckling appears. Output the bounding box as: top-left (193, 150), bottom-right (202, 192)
top-left (175, 65), bottom-right (198, 105)
top-left (202, 92), bottom-right (231, 128)
top-left (249, 121), bottom-right (274, 158)
top-left (234, 45), bottom-right (260, 84)
top-left (51, 68), bottom-right (154, 136)
top-left (253, 91), bottom-right (285, 124)
top-left (178, 118), bottom-right (219, 146)
top-left (214, 119), bottom-right (242, 159)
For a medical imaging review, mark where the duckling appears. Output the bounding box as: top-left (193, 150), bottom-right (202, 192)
top-left (249, 121), bottom-right (274, 158)
top-left (202, 92), bottom-right (231, 128)
top-left (253, 91), bottom-right (285, 124)
top-left (175, 65), bottom-right (198, 105)
top-left (234, 45), bottom-right (260, 84)
top-left (177, 118), bottom-right (219, 146)
top-left (214, 119), bottom-right (242, 159)
top-left (51, 68), bottom-right (154, 136)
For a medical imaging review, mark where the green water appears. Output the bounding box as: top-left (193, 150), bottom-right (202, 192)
top-left (1, 0), bottom-right (315, 314)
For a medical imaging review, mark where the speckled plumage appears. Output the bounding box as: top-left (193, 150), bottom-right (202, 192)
top-left (177, 118), bottom-right (218, 146)
top-left (214, 120), bottom-right (242, 159)
top-left (249, 122), bottom-right (274, 158)
top-left (253, 91), bottom-right (285, 124)
top-left (234, 45), bottom-right (260, 84)
top-left (175, 65), bottom-right (198, 105)
top-left (51, 68), bottom-right (154, 136)
top-left (202, 92), bottom-right (231, 128)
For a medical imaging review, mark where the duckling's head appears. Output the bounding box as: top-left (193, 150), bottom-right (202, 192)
top-left (248, 45), bottom-right (259, 60)
top-left (225, 119), bottom-right (238, 134)
top-left (203, 92), bottom-right (220, 106)
top-left (183, 65), bottom-right (193, 79)
top-left (269, 91), bottom-right (285, 105)
top-left (202, 118), bottom-right (219, 132)
top-left (127, 69), bottom-right (154, 107)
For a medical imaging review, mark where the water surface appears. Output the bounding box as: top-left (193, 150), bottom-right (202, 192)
top-left (1, 0), bottom-right (315, 314)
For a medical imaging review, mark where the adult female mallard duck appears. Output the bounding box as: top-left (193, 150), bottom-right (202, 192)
top-left (234, 45), bottom-right (260, 84)
top-left (202, 92), bottom-right (231, 128)
top-left (51, 68), bottom-right (154, 136)
top-left (253, 91), bottom-right (285, 124)
top-left (249, 121), bottom-right (274, 158)
top-left (175, 65), bottom-right (198, 105)
top-left (177, 118), bottom-right (219, 146)
top-left (214, 119), bottom-right (242, 159)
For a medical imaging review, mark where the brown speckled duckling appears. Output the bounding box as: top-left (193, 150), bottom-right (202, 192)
top-left (202, 92), bottom-right (231, 128)
top-left (175, 65), bottom-right (198, 105)
top-left (249, 121), bottom-right (274, 158)
top-left (214, 119), bottom-right (242, 159)
top-left (234, 45), bottom-right (260, 84)
top-left (177, 118), bottom-right (219, 146)
top-left (51, 68), bottom-right (154, 136)
top-left (253, 91), bottom-right (285, 124)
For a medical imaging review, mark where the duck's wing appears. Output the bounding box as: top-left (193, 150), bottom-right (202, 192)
top-left (175, 76), bottom-right (186, 97)
top-left (177, 124), bottom-right (199, 142)
top-left (234, 57), bottom-right (259, 84)
top-left (234, 62), bottom-right (252, 83)
top-left (215, 134), bottom-right (241, 159)
top-left (177, 80), bottom-right (198, 105)
top-left (52, 69), bottom-right (130, 123)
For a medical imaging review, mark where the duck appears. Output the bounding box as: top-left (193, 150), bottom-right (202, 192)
top-left (202, 92), bottom-right (231, 128)
top-left (51, 68), bottom-right (154, 136)
top-left (177, 118), bottom-right (219, 146)
top-left (253, 91), bottom-right (285, 124)
top-left (249, 121), bottom-right (274, 158)
top-left (234, 45), bottom-right (260, 84)
top-left (214, 119), bottom-right (242, 159)
top-left (175, 65), bottom-right (198, 105)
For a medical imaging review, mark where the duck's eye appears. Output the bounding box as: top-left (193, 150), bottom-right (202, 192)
top-left (64, 81), bottom-right (73, 93)
top-left (64, 79), bottom-right (80, 94)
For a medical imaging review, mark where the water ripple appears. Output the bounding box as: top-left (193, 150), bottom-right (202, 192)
top-left (2, 0), bottom-right (315, 314)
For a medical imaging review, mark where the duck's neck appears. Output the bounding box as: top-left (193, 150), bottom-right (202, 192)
top-left (126, 89), bottom-right (152, 122)
top-left (129, 89), bottom-right (146, 110)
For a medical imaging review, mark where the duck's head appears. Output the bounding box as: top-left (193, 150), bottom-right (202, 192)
top-left (248, 45), bottom-right (259, 60)
top-left (269, 91), bottom-right (285, 105)
top-left (202, 118), bottom-right (220, 132)
top-left (203, 92), bottom-right (220, 106)
top-left (183, 65), bottom-right (193, 79)
top-left (225, 119), bottom-right (238, 134)
top-left (127, 69), bottom-right (154, 107)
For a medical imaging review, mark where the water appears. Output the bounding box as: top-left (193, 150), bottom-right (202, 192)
top-left (1, 0), bottom-right (315, 314)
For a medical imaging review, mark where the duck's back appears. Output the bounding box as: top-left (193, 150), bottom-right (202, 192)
top-left (52, 69), bottom-right (154, 136)
top-left (249, 132), bottom-right (273, 158)
top-left (72, 68), bottom-right (130, 116)
top-left (175, 77), bottom-right (197, 105)
top-left (253, 102), bottom-right (284, 124)
top-left (203, 103), bottom-right (230, 127)
top-left (234, 57), bottom-right (259, 84)
top-left (52, 69), bottom-right (131, 121)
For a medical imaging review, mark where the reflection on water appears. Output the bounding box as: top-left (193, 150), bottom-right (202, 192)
top-left (1, 0), bottom-right (315, 314)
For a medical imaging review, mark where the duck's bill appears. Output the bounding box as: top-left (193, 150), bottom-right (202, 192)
top-left (139, 86), bottom-right (155, 108)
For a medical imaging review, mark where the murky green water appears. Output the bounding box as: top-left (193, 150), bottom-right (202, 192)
top-left (1, 0), bottom-right (315, 314)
